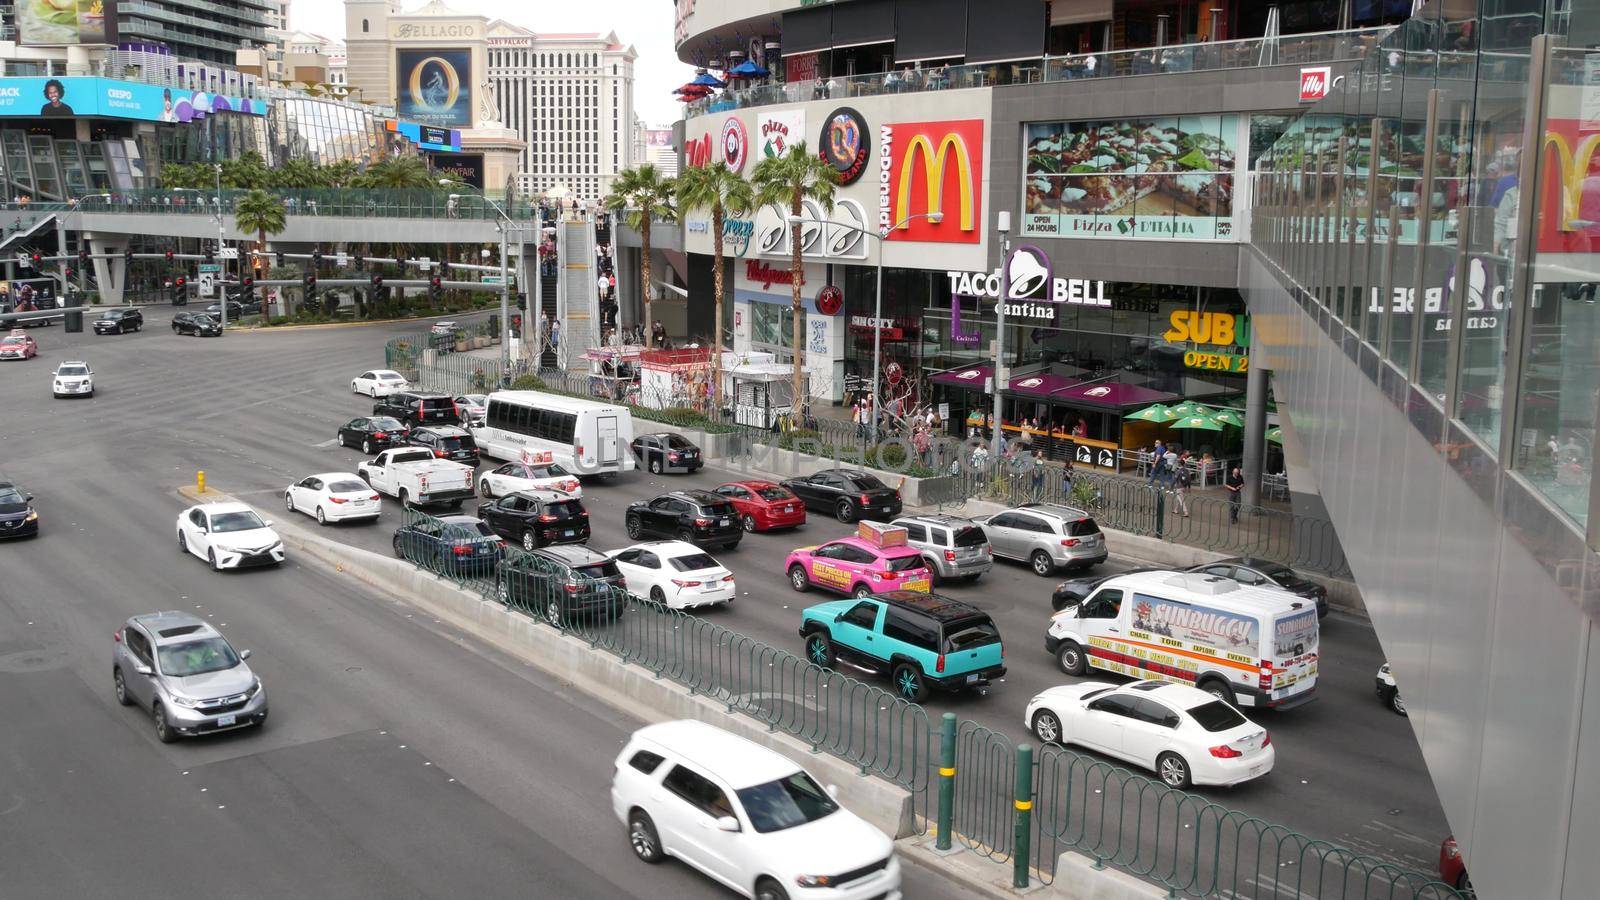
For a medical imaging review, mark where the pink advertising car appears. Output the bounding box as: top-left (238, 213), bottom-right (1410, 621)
top-left (785, 523), bottom-right (933, 598)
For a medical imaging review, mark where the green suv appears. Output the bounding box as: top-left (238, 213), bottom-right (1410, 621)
top-left (798, 590), bottom-right (1005, 702)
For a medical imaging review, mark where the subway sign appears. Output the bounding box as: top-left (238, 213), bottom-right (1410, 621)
top-left (1164, 311), bottom-right (1250, 374)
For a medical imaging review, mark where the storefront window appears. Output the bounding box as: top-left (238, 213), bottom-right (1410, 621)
top-left (748, 301), bottom-right (795, 351)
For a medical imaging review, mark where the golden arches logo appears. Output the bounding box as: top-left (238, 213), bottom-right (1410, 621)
top-left (895, 133), bottom-right (975, 232)
top-left (1542, 130), bottom-right (1600, 232)
top-left (408, 56), bottom-right (461, 113)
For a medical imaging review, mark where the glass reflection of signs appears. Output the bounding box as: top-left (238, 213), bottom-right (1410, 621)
top-left (1537, 118), bottom-right (1600, 252)
top-left (884, 119), bottom-right (984, 244)
top-left (950, 292), bottom-right (980, 346)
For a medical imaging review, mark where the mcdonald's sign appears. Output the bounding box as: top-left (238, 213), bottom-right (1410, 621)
top-left (1538, 118), bottom-right (1600, 253)
top-left (881, 119), bottom-right (984, 244)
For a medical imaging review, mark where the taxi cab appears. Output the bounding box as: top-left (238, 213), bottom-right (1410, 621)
top-left (785, 522), bottom-right (933, 598)
top-left (0, 329), bottom-right (37, 360)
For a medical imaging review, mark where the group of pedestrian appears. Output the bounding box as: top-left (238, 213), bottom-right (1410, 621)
top-left (1143, 440), bottom-right (1246, 523)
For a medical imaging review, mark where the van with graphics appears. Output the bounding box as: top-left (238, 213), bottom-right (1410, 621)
top-left (1045, 571), bottom-right (1319, 710)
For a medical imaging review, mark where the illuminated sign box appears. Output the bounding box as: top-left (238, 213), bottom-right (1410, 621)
top-left (0, 76), bottom-right (266, 121)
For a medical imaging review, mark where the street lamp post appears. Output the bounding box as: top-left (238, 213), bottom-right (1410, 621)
top-left (448, 184), bottom-right (513, 371)
top-left (213, 164), bottom-right (227, 333)
top-left (992, 213), bottom-right (1011, 460)
top-left (785, 211), bottom-right (942, 443)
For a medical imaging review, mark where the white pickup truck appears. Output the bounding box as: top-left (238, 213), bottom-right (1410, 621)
top-left (357, 448), bottom-right (475, 509)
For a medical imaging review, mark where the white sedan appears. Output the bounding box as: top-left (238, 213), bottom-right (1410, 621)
top-left (351, 369), bottom-right (410, 397)
top-left (478, 460), bottom-right (583, 499)
top-left (1024, 681), bottom-right (1274, 789)
top-left (175, 502), bottom-right (285, 571)
top-left (610, 541), bottom-right (735, 610)
top-left (284, 472), bottom-right (382, 525)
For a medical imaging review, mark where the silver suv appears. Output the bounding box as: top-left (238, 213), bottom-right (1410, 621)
top-left (976, 503), bottom-right (1107, 576)
top-left (881, 514), bottom-right (993, 584)
top-left (112, 611), bottom-right (267, 742)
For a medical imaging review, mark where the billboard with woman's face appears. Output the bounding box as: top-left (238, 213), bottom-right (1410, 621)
top-left (396, 49), bottom-right (472, 127)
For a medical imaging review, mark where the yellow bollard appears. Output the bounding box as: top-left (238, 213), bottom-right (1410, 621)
top-left (197, 471), bottom-right (206, 494)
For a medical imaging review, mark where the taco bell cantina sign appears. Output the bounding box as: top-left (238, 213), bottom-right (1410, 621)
top-left (946, 245), bottom-right (1109, 316)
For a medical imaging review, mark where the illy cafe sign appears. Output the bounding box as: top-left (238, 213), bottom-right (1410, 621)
top-left (947, 245), bottom-right (1109, 318)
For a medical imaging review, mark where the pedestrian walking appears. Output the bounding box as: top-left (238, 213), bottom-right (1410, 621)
top-left (1030, 450), bottom-right (1046, 498)
top-left (1162, 444), bottom-right (1180, 488)
top-left (1225, 467), bottom-right (1244, 524)
top-left (1147, 440), bottom-right (1166, 484)
top-left (1173, 457), bottom-right (1192, 517)
top-left (549, 318), bottom-right (561, 351)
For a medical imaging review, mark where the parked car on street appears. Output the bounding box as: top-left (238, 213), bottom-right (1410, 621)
top-left (1184, 557), bottom-right (1329, 618)
top-left (113, 611), bottom-right (267, 742)
top-left (712, 480), bottom-right (805, 533)
top-left (611, 720), bottom-right (901, 899)
top-left (284, 472), bottom-right (381, 525)
top-left (878, 514), bottom-right (991, 584)
top-left (50, 361), bottom-right (93, 397)
top-left (799, 589), bottom-right (1003, 702)
top-left (631, 432), bottom-right (703, 474)
top-left (974, 503), bottom-right (1106, 575)
top-left (351, 369), bottom-right (411, 397)
top-left (337, 416), bottom-right (410, 454)
top-left (477, 456), bottom-right (583, 499)
top-left (92, 307), bottom-right (143, 334)
top-left (392, 514), bottom-right (504, 576)
top-left (494, 544), bottom-right (627, 625)
top-left (171, 312), bottom-right (222, 336)
top-left (1024, 681), bottom-right (1275, 789)
top-left (175, 502), bottom-right (284, 570)
top-left (610, 540), bottom-right (735, 610)
top-left (781, 468), bottom-right (902, 523)
top-left (785, 525), bottom-right (932, 598)
top-left (1375, 663), bottom-right (1405, 716)
top-left (625, 490), bottom-right (742, 550)
top-left (477, 489), bottom-right (589, 550)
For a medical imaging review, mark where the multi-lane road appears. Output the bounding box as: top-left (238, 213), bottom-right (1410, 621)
top-left (0, 306), bottom-right (1449, 893)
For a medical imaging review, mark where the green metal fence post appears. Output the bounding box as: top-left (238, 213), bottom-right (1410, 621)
top-left (1013, 742), bottom-right (1033, 889)
top-left (936, 712), bottom-right (956, 851)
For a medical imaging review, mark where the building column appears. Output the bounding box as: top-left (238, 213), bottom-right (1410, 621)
top-left (86, 233), bottom-right (126, 306)
top-left (1242, 360), bottom-right (1269, 507)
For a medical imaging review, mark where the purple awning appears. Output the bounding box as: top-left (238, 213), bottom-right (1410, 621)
top-left (930, 365), bottom-right (993, 388)
top-left (1052, 382), bottom-right (1180, 409)
top-left (1007, 372), bottom-right (1084, 398)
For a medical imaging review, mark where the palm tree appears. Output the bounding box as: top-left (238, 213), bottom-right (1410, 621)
top-left (233, 189), bottom-right (287, 312)
top-left (354, 154), bottom-right (440, 190)
top-left (751, 142), bottom-right (838, 410)
top-left (675, 162), bottom-right (753, 408)
top-left (605, 164), bottom-right (677, 348)
top-left (219, 151), bottom-right (270, 190)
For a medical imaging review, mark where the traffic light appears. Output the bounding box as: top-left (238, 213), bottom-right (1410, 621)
top-left (63, 266), bottom-right (74, 279)
top-left (428, 274), bottom-right (443, 302)
top-left (77, 248), bottom-right (89, 266)
top-left (165, 249), bottom-right (175, 262)
top-left (241, 275), bottom-right (255, 301)
top-left (369, 273), bottom-right (384, 289)
top-left (29, 252), bottom-right (41, 267)
top-left (353, 254), bottom-right (365, 271)
top-left (173, 275), bottom-right (188, 305)
top-left (311, 248), bottom-right (323, 268)
top-left (124, 248), bottom-right (134, 265)
top-left (516, 292), bottom-right (527, 312)
top-left (275, 250), bottom-right (286, 269)
top-left (203, 245), bottom-right (215, 264)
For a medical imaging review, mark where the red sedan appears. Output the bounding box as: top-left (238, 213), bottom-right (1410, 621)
top-left (713, 481), bottom-right (806, 533)
top-left (1439, 837), bottom-right (1471, 895)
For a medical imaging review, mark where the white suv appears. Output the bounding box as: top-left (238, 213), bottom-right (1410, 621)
top-left (51, 360), bottom-right (93, 397)
top-left (611, 720), bottom-right (902, 900)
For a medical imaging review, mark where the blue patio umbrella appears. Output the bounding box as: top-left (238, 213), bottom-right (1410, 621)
top-left (692, 70), bottom-right (727, 88)
top-left (728, 59), bottom-right (769, 78)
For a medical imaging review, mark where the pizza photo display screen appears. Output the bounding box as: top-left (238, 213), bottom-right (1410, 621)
top-left (1022, 116), bottom-right (1240, 242)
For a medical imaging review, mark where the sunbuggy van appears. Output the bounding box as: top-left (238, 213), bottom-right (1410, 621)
top-left (1045, 570), bottom-right (1319, 709)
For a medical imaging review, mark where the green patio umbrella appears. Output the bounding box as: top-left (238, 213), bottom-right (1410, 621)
top-left (1210, 409), bottom-right (1244, 427)
top-left (1167, 400), bottom-right (1215, 420)
top-left (1124, 403), bottom-right (1177, 422)
top-left (1171, 414), bottom-right (1224, 431)
top-left (1266, 426), bottom-right (1284, 443)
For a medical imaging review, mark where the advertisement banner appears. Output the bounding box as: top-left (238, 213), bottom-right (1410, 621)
top-left (0, 77), bottom-right (265, 121)
top-left (432, 152), bottom-right (484, 188)
top-left (396, 49), bottom-right (473, 127)
top-left (757, 109), bottom-right (805, 160)
top-left (1022, 116), bottom-right (1238, 241)
top-left (394, 121), bottom-right (462, 152)
top-left (881, 118), bottom-right (984, 244)
top-left (18, 0), bottom-right (114, 46)
top-left (1131, 593), bottom-right (1259, 651)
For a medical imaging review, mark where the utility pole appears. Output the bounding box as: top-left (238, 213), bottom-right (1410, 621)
top-left (214, 163), bottom-right (227, 333)
top-left (991, 212), bottom-right (1011, 460)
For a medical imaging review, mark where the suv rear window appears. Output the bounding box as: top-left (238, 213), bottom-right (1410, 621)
top-left (574, 560), bottom-right (622, 580)
top-left (663, 434), bottom-right (694, 449)
top-left (943, 619), bottom-right (1001, 652)
top-left (419, 397), bottom-right (454, 409)
top-left (1064, 518), bottom-right (1101, 537)
top-left (885, 555), bottom-right (925, 573)
top-left (544, 500), bottom-right (584, 520)
top-left (696, 501), bottom-right (734, 517)
top-left (437, 435), bottom-right (476, 451)
top-left (1187, 700), bottom-right (1247, 732)
top-left (953, 526), bottom-right (987, 547)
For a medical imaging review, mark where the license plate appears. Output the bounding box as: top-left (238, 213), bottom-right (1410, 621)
top-left (1249, 764), bottom-right (1265, 776)
top-left (784, 506), bottom-right (793, 513)
top-left (563, 529), bottom-right (575, 537)
top-left (216, 715), bottom-right (237, 727)
top-left (352, 499), bottom-right (367, 506)
top-left (965, 674), bottom-right (980, 684)
top-left (720, 518), bottom-right (730, 526)
top-left (903, 579), bottom-right (930, 592)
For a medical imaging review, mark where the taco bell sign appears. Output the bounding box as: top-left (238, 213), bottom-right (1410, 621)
top-left (946, 245), bottom-right (1109, 308)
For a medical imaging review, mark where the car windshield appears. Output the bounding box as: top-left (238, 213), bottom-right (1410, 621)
top-left (756, 486), bottom-right (791, 501)
top-left (734, 771), bottom-right (839, 834)
top-left (1, 337), bottom-right (23, 346)
top-left (885, 555), bottom-right (925, 573)
top-left (530, 463), bottom-right (571, 478)
top-left (446, 521), bottom-right (497, 541)
top-left (157, 638), bottom-right (240, 677)
top-left (194, 315), bottom-right (216, 325)
top-left (370, 417), bottom-right (406, 430)
top-left (697, 502), bottom-right (734, 517)
top-left (329, 480), bottom-right (369, 493)
top-left (662, 434), bottom-right (694, 449)
top-left (574, 560), bottom-right (622, 580)
top-left (544, 500), bottom-right (583, 520)
top-left (944, 619), bottom-right (1001, 652)
top-left (0, 486), bottom-right (26, 504)
top-left (461, 394), bottom-right (486, 404)
top-left (845, 473), bottom-right (887, 491)
top-left (56, 365), bottom-right (87, 376)
top-left (1258, 564), bottom-right (1298, 581)
top-left (210, 510), bottom-right (266, 532)
top-left (1186, 700), bottom-right (1248, 732)
top-left (669, 552), bottom-right (718, 572)
top-left (953, 525), bottom-right (987, 547)
top-left (379, 373), bottom-right (405, 381)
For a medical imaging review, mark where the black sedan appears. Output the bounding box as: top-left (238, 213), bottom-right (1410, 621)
top-left (631, 432), bottom-right (702, 474)
top-left (337, 416), bottom-right (411, 454)
top-left (0, 481), bottom-right (39, 539)
top-left (781, 468), bottom-right (902, 523)
top-left (624, 490), bottom-right (741, 550)
top-left (478, 490), bottom-right (590, 551)
top-left (392, 515), bottom-right (504, 576)
top-left (1185, 557), bottom-right (1330, 617)
top-left (1052, 567), bottom-right (1162, 611)
top-left (172, 312), bottom-right (222, 337)
top-left (92, 307), bottom-right (143, 334)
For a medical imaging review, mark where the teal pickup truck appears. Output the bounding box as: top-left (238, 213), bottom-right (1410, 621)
top-left (798, 590), bottom-right (1005, 702)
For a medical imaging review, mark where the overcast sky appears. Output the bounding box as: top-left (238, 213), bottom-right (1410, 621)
top-left (291, 0), bottom-right (696, 127)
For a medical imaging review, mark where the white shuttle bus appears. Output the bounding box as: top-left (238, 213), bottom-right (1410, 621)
top-left (472, 390), bottom-right (636, 477)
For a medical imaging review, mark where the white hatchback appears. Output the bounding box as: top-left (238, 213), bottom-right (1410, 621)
top-left (1024, 680), bottom-right (1274, 789)
top-left (612, 720), bottom-right (902, 900)
top-left (610, 540), bottom-right (735, 610)
top-left (351, 369), bottom-right (410, 397)
top-left (284, 472), bottom-right (382, 524)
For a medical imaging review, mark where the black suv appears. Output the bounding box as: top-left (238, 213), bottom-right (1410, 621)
top-left (478, 490), bottom-right (590, 551)
top-left (495, 544), bottom-right (627, 625)
top-left (204, 300), bottom-right (246, 321)
top-left (630, 432), bottom-right (702, 474)
top-left (93, 307), bottom-right (143, 334)
top-left (624, 489), bottom-right (741, 550)
top-left (172, 312), bottom-right (222, 336)
top-left (782, 468), bottom-right (903, 523)
top-left (373, 391), bottom-right (458, 428)
top-left (408, 425), bottom-right (480, 466)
